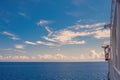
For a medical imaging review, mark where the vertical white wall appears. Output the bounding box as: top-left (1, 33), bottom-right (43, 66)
top-left (110, 1), bottom-right (120, 80)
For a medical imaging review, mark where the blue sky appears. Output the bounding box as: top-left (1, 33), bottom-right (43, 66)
top-left (0, 0), bottom-right (111, 62)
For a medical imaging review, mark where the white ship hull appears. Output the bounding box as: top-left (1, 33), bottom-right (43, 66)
top-left (109, 0), bottom-right (120, 80)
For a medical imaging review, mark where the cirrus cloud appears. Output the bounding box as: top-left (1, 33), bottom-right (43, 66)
top-left (2, 31), bottom-right (20, 40)
top-left (25, 41), bottom-right (37, 45)
top-left (37, 20), bottom-right (52, 26)
top-left (43, 22), bottom-right (109, 46)
top-left (24, 40), bottom-right (56, 46)
top-left (24, 22), bottom-right (109, 47)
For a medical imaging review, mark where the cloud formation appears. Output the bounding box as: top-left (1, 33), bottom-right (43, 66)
top-left (0, 55), bottom-right (29, 61)
top-left (23, 22), bottom-right (109, 47)
top-left (42, 22), bottom-right (109, 46)
top-left (2, 31), bottom-right (20, 40)
top-left (45, 26), bottom-right (53, 36)
top-left (24, 40), bottom-right (55, 46)
top-left (25, 41), bottom-right (37, 45)
top-left (69, 22), bottom-right (106, 29)
top-left (15, 45), bottom-right (24, 49)
top-left (102, 41), bottom-right (110, 48)
top-left (89, 50), bottom-right (104, 59)
top-left (36, 41), bottom-right (55, 46)
top-left (18, 12), bottom-right (26, 17)
top-left (93, 29), bottom-right (110, 39)
top-left (22, 22), bottom-right (109, 47)
top-left (2, 48), bottom-right (26, 53)
top-left (43, 29), bottom-right (87, 45)
top-left (37, 20), bottom-right (52, 26)
top-left (0, 50), bottom-right (104, 61)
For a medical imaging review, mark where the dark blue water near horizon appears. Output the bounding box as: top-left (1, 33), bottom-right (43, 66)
top-left (0, 62), bottom-right (108, 80)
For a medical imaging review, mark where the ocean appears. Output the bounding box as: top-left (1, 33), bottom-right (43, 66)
top-left (0, 62), bottom-right (108, 80)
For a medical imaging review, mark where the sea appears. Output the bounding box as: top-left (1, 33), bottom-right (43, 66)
top-left (0, 62), bottom-right (108, 80)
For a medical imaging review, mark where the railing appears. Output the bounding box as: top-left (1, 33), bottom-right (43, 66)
top-left (110, 65), bottom-right (120, 80)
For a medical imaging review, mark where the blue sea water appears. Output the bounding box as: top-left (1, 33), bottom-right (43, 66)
top-left (0, 62), bottom-right (108, 80)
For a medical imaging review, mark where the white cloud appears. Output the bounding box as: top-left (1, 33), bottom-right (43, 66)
top-left (0, 50), bottom-right (104, 61)
top-left (0, 55), bottom-right (3, 60)
top-left (25, 41), bottom-right (37, 45)
top-left (102, 41), bottom-right (110, 48)
top-left (13, 49), bottom-right (26, 53)
top-left (2, 31), bottom-right (20, 40)
top-left (15, 45), bottom-right (24, 49)
top-left (43, 30), bottom-right (88, 45)
top-left (37, 20), bottom-right (52, 26)
top-left (43, 22), bottom-right (109, 46)
top-left (18, 12), bottom-right (26, 17)
top-left (102, 41), bottom-right (110, 45)
top-left (24, 40), bottom-right (55, 46)
top-left (11, 55), bottom-right (30, 60)
top-left (38, 54), bottom-right (67, 60)
top-left (54, 30), bottom-right (78, 42)
top-left (89, 50), bottom-right (104, 59)
top-left (0, 55), bottom-right (30, 61)
top-left (67, 40), bottom-right (86, 44)
top-left (43, 36), bottom-right (56, 42)
top-left (45, 26), bottom-right (53, 36)
top-left (33, 22), bottom-right (109, 47)
top-left (68, 22), bottom-right (106, 30)
top-left (2, 48), bottom-right (26, 53)
top-left (36, 41), bottom-right (55, 46)
top-left (93, 29), bottom-right (110, 39)
top-left (68, 22), bottom-right (110, 39)
top-left (2, 31), bottom-right (14, 36)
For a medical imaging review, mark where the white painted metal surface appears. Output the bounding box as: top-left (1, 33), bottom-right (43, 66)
top-left (109, 0), bottom-right (120, 80)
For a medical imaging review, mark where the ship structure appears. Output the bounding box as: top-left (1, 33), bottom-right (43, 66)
top-left (107, 0), bottom-right (120, 80)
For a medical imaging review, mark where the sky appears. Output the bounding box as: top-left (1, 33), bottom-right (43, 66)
top-left (0, 0), bottom-right (111, 62)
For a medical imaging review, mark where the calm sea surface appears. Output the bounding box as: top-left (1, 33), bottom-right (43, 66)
top-left (0, 62), bottom-right (108, 80)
